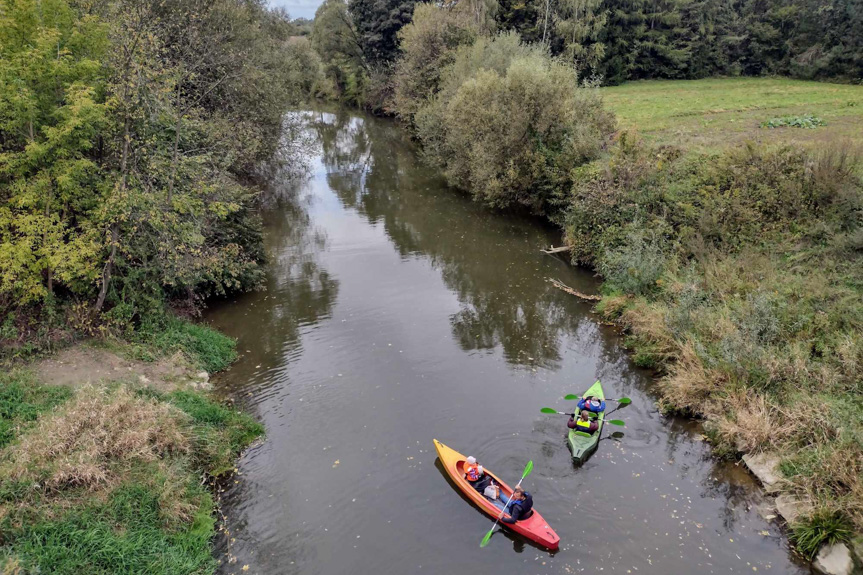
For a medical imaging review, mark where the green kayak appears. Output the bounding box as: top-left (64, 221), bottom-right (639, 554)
top-left (567, 380), bottom-right (605, 463)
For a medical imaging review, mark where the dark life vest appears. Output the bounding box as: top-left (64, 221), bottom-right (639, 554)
top-left (510, 492), bottom-right (534, 519)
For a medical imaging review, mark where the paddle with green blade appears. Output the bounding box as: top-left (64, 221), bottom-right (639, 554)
top-left (539, 407), bottom-right (625, 426)
top-left (563, 394), bottom-right (631, 405)
top-left (480, 460), bottom-right (533, 548)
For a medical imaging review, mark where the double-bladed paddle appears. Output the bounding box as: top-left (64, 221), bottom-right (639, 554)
top-left (539, 407), bottom-right (625, 426)
top-left (480, 460), bottom-right (533, 548)
top-left (563, 394), bottom-right (631, 405)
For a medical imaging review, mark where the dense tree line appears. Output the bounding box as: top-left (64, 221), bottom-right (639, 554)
top-left (313, 0), bottom-right (859, 104)
top-left (519, 0), bottom-right (863, 82)
top-left (0, 0), bottom-right (319, 353)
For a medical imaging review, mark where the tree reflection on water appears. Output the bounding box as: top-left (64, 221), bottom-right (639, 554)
top-left (309, 110), bottom-right (597, 369)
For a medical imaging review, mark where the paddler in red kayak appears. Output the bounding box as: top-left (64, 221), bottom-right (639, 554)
top-left (500, 486), bottom-right (534, 524)
top-left (464, 456), bottom-right (492, 492)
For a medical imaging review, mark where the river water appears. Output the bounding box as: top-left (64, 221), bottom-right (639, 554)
top-left (205, 110), bottom-right (808, 575)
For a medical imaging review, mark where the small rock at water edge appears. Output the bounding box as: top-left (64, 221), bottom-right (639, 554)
top-left (774, 494), bottom-right (808, 524)
top-left (813, 543), bottom-right (853, 575)
top-left (741, 453), bottom-right (782, 493)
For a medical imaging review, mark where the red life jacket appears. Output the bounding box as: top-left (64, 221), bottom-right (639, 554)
top-left (465, 462), bottom-right (481, 481)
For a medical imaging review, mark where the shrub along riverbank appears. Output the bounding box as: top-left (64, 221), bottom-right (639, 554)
top-left (316, 3), bottom-right (863, 557)
top-left (0, 0), bottom-right (320, 361)
top-left (571, 140), bottom-right (862, 556)
top-left (0, 326), bottom-right (262, 574)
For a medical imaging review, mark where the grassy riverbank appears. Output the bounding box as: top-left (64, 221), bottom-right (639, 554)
top-left (0, 325), bottom-right (262, 574)
top-left (563, 122), bottom-right (862, 556)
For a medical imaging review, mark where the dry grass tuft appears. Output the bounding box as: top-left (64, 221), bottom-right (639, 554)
top-left (154, 461), bottom-right (201, 528)
top-left (659, 341), bottom-right (724, 411)
top-left (596, 294), bottom-right (631, 320)
top-left (622, 302), bottom-right (678, 359)
top-left (2, 386), bottom-right (190, 493)
top-left (716, 390), bottom-right (782, 452)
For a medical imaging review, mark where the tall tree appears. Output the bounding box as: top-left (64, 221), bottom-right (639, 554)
top-left (348, 0), bottom-right (417, 64)
top-left (312, 0), bottom-right (368, 103)
top-left (496, 0), bottom-right (545, 43)
top-left (596, 0), bottom-right (645, 84)
top-left (0, 0), bottom-right (108, 304)
top-left (554, 0), bottom-right (608, 74)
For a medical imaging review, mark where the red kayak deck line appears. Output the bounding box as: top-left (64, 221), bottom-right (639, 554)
top-left (433, 439), bottom-right (560, 550)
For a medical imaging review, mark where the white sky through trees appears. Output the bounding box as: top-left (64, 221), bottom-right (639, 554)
top-left (271, 0), bottom-right (321, 19)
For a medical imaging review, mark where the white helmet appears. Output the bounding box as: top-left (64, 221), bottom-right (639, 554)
top-left (466, 456), bottom-right (477, 465)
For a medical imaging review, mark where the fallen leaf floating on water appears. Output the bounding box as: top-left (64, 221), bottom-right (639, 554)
top-left (332, 460), bottom-right (340, 468)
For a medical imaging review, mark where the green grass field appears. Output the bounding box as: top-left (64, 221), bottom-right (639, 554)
top-left (601, 77), bottom-right (863, 150)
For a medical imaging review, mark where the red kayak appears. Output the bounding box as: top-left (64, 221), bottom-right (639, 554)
top-left (433, 439), bottom-right (560, 550)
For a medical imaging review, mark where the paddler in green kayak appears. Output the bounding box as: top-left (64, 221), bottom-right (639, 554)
top-left (578, 395), bottom-right (606, 413)
top-left (568, 409), bottom-right (599, 434)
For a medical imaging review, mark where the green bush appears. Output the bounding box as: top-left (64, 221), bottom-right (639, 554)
top-left (414, 33), bottom-right (614, 213)
top-left (393, 3), bottom-right (477, 120)
top-left (761, 115), bottom-right (826, 129)
top-left (598, 225), bottom-right (670, 296)
top-left (565, 143), bottom-right (861, 265)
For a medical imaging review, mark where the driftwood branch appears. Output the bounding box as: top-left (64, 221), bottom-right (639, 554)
top-left (547, 278), bottom-right (602, 301)
top-left (541, 244), bottom-right (572, 255)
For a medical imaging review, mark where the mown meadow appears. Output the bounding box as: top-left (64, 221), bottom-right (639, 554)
top-left (601, 77), bottom-right (863, 150)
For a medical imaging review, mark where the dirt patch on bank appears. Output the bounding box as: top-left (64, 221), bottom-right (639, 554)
top-left (35, 344), bottom-right (206, 391)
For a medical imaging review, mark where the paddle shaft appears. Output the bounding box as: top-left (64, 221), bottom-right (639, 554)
top-left (488, 477), bottom-right (525, 535)
top-left (540, 409), bottom-right (624, 426)
top-left (564, 394), bottom-right (630, 404)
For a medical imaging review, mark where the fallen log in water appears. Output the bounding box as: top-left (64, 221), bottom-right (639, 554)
top-left (547, 278), bottom-right (602, 301)
top-left (541, 245), bottom-right (572, 255)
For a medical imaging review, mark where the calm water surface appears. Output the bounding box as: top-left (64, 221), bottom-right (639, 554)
top-left (205, 110), bottom-right (807, 575)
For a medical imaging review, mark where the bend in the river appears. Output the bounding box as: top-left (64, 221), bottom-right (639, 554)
top-left (205, 109), bottom-right (807, 575)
